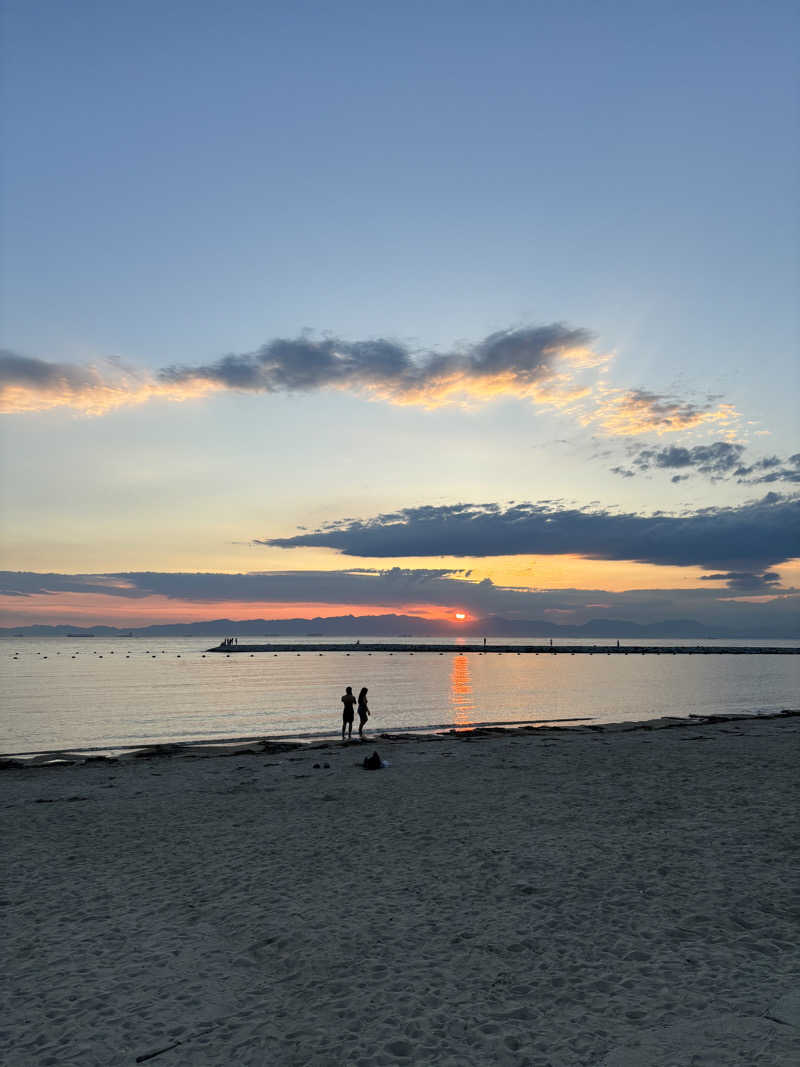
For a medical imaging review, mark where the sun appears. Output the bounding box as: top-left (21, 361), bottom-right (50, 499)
top-left (455, 612), bottom-right (466, 620)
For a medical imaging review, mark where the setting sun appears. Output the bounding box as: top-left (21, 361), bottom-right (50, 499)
top-left (455, 612), bottom-right (466, 620)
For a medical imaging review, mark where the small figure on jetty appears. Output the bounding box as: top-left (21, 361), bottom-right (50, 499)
top-left (341, 686), bottom-right (356, 740)
top-left (357, 687), bottom-right (370, 738)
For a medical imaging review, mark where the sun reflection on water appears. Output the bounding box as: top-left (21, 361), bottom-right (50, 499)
top-left (449, 653), bottom-right (475, 728)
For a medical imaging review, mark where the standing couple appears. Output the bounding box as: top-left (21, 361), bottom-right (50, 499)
top-left (341, 686), bottom-right (369, 740)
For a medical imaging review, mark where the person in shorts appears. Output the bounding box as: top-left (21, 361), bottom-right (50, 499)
top-left (341, 686), bottom-right (356, 740)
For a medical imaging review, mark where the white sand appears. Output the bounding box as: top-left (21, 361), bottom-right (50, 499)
top-left (2, 714), bottom-right (799, 1066)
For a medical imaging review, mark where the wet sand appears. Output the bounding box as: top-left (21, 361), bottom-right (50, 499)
top-left (3, 713), bottom-right (799, 1066)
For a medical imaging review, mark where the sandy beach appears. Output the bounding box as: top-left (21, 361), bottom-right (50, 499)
top-left (3, 713), bottom-right (799, 1066)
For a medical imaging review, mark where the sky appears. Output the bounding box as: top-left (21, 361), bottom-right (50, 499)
top-left (1, 0), bottom-right (798, 633)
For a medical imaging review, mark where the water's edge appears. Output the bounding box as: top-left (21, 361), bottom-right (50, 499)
top-left (3, 708), bottom-right (798, 768)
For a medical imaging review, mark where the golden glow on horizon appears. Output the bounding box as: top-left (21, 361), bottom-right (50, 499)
top-left (1, 558), bottom-right (797, 628)
top-left (0, 592), bottom-right (466, 628)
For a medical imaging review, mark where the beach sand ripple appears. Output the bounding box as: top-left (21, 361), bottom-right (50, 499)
top-left (2, 716), bottom-right (799, 1065)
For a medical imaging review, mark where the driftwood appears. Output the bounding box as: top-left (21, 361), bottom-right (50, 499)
top-left (135, 1039), bottom-right (183, 1062)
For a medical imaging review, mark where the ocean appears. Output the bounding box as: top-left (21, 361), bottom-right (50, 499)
top-left (1, 635), bottom-right (797, 757)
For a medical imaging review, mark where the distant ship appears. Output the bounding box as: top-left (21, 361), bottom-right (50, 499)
top-left (67, 633), bottom-right (94, 637)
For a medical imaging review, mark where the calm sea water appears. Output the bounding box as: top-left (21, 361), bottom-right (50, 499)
top-left (1, 635), bottom-right (797, 756)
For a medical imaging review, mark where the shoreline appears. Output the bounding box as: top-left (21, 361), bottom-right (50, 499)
top-left (2, 707), bottom-right (798, 768)
top-left (3, 710), bottom-right (799, 1065)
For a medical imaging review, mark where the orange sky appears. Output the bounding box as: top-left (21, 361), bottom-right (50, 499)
top-left (0, 591), bottom-right (472, 627)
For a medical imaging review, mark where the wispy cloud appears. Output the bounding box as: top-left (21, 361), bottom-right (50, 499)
top-left (0, 351), bottom-right (215, 415)
top-left (735, 452), bottom-right (800, 485)
top-left (158, 325), bottom-right (604, 410)
top-left (261, 493), bottom-right (800, 579)
top-left (612, 441), bottom-right (800, 484)
top-left (0, 328), bottom-right (603, 415)
top-left (2, 330), bottom-right (746, 442)
top-left (587, 388), bottom-right (739, 437)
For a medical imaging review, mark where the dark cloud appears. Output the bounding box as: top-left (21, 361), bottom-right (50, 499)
top-left (0, 568), bottom-right (470, 607)
top-left (158, 325), bottom-right (597, 405)
top-left (1, 333), bottom-right (743, 439)
top-left (0, 350), bottom-right (97, 390)
top-left (735, 452), bottom-right (800, 485)
top-left (2, 568), bottom-right (798, 632)
top-left (0, 572), bottom-right (141, 597)
top-left (617, 441), bottom-right (746, 479)
top-left (262, 494), bottom-right (800, 573)
top-left (612, 441), bottom-right (800, 485)
top-left (699, 571), bottom-right (781, 592)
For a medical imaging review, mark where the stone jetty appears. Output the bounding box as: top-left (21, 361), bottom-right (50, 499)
top-left (207, 642), bottom-right (797, 655)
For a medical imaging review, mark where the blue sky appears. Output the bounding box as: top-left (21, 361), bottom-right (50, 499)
top-left (1, 1), bottom-right (797, 631)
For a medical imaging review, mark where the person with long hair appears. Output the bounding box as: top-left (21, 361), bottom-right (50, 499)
top-left (357, 687), bottom-right (370, 739)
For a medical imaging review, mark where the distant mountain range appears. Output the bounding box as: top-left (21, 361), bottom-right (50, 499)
top-left (1, 614), bottom-right (796, 639)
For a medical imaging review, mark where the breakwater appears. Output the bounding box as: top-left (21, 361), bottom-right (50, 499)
top-left (208, 642), bottom-right (798, 655)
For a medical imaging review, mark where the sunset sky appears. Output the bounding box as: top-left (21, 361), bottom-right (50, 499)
top-left (1, 1), bottom-right (798, 633)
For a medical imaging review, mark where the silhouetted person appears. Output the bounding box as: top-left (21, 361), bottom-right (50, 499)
top-left (341, 686), bottom-right (356, 740)
top-left (357, 687), bottom-right (370, 738)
